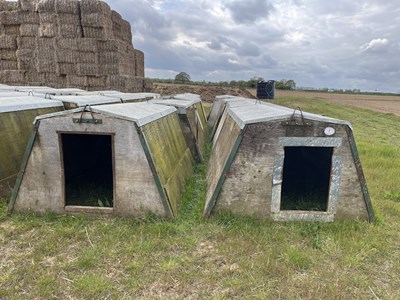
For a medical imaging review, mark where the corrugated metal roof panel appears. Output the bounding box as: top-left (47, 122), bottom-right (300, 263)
top-left (0, 96), bottom-right (64, 113)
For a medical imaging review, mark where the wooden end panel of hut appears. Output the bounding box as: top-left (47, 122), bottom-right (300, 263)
top-left (0, 107), bottom-right (62, 196)
top-left (11, 111), bottom-right (166, 217)
top-left (204, 114), bottom-right (241, 217)
top-left (142, 113), bottom-right (193, 216)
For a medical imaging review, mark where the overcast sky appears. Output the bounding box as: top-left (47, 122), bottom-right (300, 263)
top-left (107, 0), bottom-right (400, 93)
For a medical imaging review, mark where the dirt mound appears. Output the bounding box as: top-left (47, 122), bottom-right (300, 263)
top-left (151, 83), bottom-right (255, 102)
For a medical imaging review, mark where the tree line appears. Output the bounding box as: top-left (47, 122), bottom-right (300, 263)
top-left (152, 72), bottom-right (297, 90)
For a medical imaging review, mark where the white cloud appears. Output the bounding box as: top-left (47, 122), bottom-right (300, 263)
top-left (360, 38), bottom-right (389, 53)
top-left (106, 0), bottom-right (400, 92)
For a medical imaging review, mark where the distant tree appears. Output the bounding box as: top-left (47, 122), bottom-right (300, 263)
top-left (175, 72), bottom-right (191, 83)
top-left (275, 79), bottom-right (296, 90)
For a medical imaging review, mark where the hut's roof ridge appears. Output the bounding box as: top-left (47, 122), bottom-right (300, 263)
top-left (0, 96), bottom-right (63, 113)
top-left (35, 103), bottom-right (176, 127)
top-left (49, 94), bottom-right (123, 106)
top-left (227, 99), bottom-right (351, 128)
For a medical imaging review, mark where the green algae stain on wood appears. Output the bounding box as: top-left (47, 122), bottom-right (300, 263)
top-left (142, 113), bottom-right (194, 215)
top-left (0, 107), bottom-right (63, 196)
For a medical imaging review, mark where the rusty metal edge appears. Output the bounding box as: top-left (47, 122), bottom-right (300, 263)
top-left (135, 123), bottom-right (174, 218)
top-left (345, 126), bottom-right (375, 222)
top-left (203, 128), bottom-right (244, 218)
top-left (8, 120), bottom-right (40, 214)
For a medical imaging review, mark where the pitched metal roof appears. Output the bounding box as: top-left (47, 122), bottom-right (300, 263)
top-left (0, 96), bottom-right (63, 113)
top-left (35, 102), bottom-right (177, 127)
top-left (227, 99), bottom-right (350, 129)
top-left (92, 103), bottom-right (176, 126)
top-left (49, 95), bottom-right (123, 106)
top-left (98, 92), bottom-right (160, 102)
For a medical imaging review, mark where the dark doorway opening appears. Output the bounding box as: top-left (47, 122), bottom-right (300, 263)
top-left (280, 147), bottom-right (333, 211)
top-left (62, 133), bottom-right (113, 207)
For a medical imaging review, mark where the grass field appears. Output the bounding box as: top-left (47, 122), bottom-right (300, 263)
top-left (1, 94), bottom-right (400, 299)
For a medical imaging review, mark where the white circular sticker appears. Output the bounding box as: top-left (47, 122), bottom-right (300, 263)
top-left (324, 127), bottom-right (335, 136)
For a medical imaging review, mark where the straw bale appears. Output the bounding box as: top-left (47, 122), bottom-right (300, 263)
top-left (99, 63), bottom-right (119, 75)
top-left (86, 75), bottom-right (106, 87)
top-left (0, 70), bottom-right (24, 83)
top-left (0, 49), bottom-right (17, 60)
top-left (107, 75), bottom-right (126, 90)
top-left (24, 71), bottom-right (46, 83)
top-left (38, 23), bottom-right (57, 37)
top-left (3, 25), bottom-right (20, 36)
top-left (56, 38), bottom-right (78, 50)
top-left (79, 38), bottom-right (98, 52)
top-left (76, 51), bottom-right (96, 63)
top-left (39, 12), bottom-right (56, 23)
top-left (44, 71), bottom-right (59, 83)
top-left (80, 0), bottom-right (110, 14)
top-left (0, 36), bottom-right (17, 49)
top-left (37, 49), bottom-right (55, 60)
top-left (54, 0), bottom-right (79, 14)
top-left (77, 63), bottom-right (98, 76)
top-left (135, 49), bottom-right (144, 77)
top-left (20, 24), bottom-right (39, 36)
top-left (17, 36), bottom-right (36, 48)
top-left (0, 1), bottom-right (18, 11)
top-left (81, 13), bottom-right (112, 28)
top-left (67, 74), bottom-right (86, 86)
top-left (143, 78), bottom-right (153, 91)
top-left (36, 59), bottom-right (55, 73)
top-left (19, 0), bottom-right (39, 12)
top-left (2, 11), bottom-right (39, 25)
top-left (36, 37), bottom-right (55, 49)
top-left (56, 62), bottom-right (77, 75)
top-left (58, 24), bottom-right (82, 38)
top-left (98, 51), bottom-right (120, 64)
top-left (97, 39), bottom-right (126, 52)
top-left (17, 56), bottom-right (35, 71)
top-left (82, 26), bottom-right (112, 39)
top-left (55, 49), bottom-right (76, 63)
top-left (36, 0), bottom-right (55, 13)
top-left (57, 13), bottom-right (80, 25)
top-left (0, 60), bottom-right (18, 70)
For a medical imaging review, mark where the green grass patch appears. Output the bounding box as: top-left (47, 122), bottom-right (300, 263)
top-left (1, 98), bottom-right (400, 298)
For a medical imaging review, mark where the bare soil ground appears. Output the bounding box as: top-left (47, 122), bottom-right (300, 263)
top-left (274, 90), bottom-right (400, 116)
top-left (151, 83), bottom-right (254, 103)
top-left (151, 84), bottom-right (400, 116)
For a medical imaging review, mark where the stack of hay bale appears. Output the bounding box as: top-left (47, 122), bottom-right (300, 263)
top-left (0, 0), bottom-right (148, 92)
